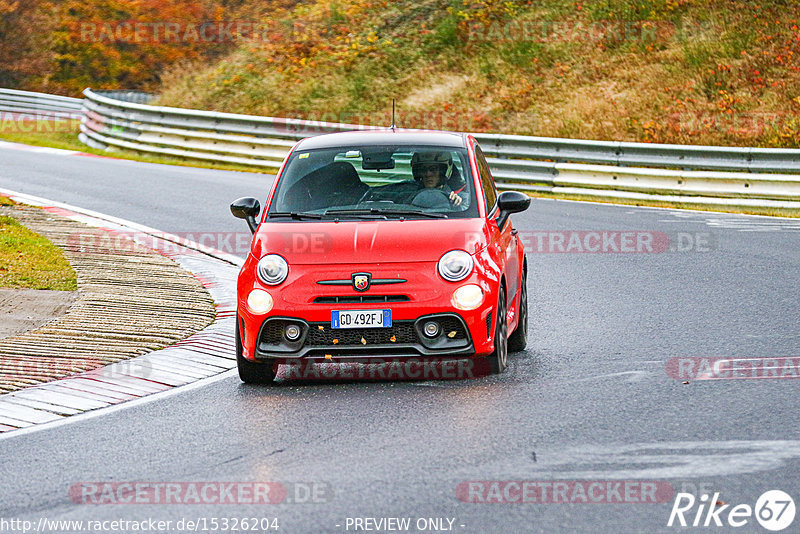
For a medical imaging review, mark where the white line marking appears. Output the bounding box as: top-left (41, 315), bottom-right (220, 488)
top-left (0, 369), bottom-right (237, 442)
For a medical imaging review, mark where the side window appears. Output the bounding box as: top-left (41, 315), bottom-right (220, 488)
top-left (475, 145), bottom-right (498, 213)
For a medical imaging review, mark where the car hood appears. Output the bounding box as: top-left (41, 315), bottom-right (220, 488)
top-left (251, 219), bottom-right (489, 265)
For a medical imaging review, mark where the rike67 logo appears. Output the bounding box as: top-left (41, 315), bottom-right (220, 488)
top-left (668, 490), bottom-right (796, 531)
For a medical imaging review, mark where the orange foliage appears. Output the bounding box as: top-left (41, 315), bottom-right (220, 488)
top-left (0, 0), bottom-right (298, 94)
top-left (49, 0), bottom-right (234, 93)
top-left (0, 0), bottom-right (57, 91)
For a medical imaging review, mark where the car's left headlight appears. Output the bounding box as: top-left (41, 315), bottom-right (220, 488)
top-left (438, 250), bottom-right (473, 282)
top-left (257, 254), bottom-right (289, 285)
top-left (247, 289), bottom-right (274, 314)
top-left (452, 284), bottom-right (483, 310)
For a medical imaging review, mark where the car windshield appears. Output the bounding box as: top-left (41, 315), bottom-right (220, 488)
top-left (268, 145), bottom-right (478, 220)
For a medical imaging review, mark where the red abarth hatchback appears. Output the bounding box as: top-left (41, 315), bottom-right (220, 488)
top-left (231, 130), bottom-right (530, 383)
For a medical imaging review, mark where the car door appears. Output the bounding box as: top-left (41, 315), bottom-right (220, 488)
top-left (474, 143), bottom-right (519, 313)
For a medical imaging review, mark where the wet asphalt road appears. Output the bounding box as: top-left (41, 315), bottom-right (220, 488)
top-left (0, 146), bottom-right (798, 534)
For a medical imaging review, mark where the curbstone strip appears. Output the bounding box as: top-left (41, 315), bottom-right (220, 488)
top-left (0, 204), bottom-right (216, 391)
top-left (0, 189), bottom-right (241, 434)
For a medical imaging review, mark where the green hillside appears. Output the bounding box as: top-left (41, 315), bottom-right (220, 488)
top-left (155, 0), bottom-right (800, 147)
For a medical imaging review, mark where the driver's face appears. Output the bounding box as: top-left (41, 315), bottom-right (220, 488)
top-left (419, 164), bottom-right (442, 188)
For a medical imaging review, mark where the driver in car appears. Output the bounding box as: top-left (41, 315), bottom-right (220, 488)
top-left (411, 151), bottom-right (469, 209)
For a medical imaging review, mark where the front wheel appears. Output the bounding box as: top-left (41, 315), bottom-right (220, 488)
top-left (487, 287), bottom-right (508, 374)
top-left (507, 273), bottom-right (528, 353)
top-left (236, 317), bottom-right (276, 384)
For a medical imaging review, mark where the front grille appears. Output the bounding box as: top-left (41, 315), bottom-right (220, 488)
top-left (312, 295), bottom-right (410, 304)
top-left (306, 321), bottom-right (418, 346)
top-left (257, 315), bottom-right (472, 356)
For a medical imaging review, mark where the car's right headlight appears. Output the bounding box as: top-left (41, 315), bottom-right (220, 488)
top-left (256, 254), bottom-right (289, 285)
top-left (438, 250), bottom-right (473, 282)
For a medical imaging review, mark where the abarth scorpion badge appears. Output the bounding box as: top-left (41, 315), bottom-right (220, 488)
top-left (352, 273), bottom-right (371, 292)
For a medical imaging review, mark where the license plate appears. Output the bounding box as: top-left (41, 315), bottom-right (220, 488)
top-left (331, 309), bottom-right (391, 329)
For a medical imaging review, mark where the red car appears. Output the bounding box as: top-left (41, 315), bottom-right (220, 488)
top-left (231, 130), bottom-right (530, 383)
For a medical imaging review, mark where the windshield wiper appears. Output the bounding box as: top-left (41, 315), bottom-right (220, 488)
top-left (324, 208), bottom-right (447, 219)
top-left (320, 209), bottom-right (388, 220)
top-left (268, 211), bottom-right (326, 220)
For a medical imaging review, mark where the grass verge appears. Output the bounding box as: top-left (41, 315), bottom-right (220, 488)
top-left (155, 0), bottom-right (800, 149)
top-left (0, 198), bottom-right (78, 291)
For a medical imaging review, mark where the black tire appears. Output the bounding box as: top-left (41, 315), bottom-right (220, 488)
top-left (507, 272), bottom-right (528, 353)
top-left (488, 286), bottom-right (508, 374)
top-left (236, 317), bottom-right (276, 384)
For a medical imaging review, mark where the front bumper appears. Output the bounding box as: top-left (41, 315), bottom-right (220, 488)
top-left (237, 258), bottom-right (501, 362)
top-left (253, 312), bottom-right (475, 360)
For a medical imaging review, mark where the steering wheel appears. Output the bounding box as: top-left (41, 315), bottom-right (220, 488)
top-left (411, 189), bottom-right (452, 209)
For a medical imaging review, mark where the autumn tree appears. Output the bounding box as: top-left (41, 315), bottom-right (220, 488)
top-left (0, 1), bottom-right (59, 92)
top-left (49, 0), bottom-right (236, 93)
top-left (0, 0), bottom-right (297, 94)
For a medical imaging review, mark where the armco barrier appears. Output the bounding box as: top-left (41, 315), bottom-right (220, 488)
top-left (472, 133), bottom-right (800, 174)
top-left (0, 88), bottom-right (83, 119)
top-left (3, 87), bottom-right (800, 208)
top-left (78, 88), bottom-right (377, 168)
top-left (553, 164), bottom-right (800, 200)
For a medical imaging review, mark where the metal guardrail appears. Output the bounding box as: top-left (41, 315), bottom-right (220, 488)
top-left (0, 88), bottom-right (83, 119)
top-left (79, 89), bottom-right (320, 168)
top-left (94, 90), bottom-right (155, 104)
top-left (77, 88), bottom-right (800, 207)
top-left (473, 133), bottom-right (800, 175)
top-left (3, 87), bottom-right (799, 208)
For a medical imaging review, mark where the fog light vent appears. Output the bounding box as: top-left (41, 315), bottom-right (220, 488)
top-left (285, 324), bottom-right (301, 341)
top-left (423, 321), bottom-right (440, 338)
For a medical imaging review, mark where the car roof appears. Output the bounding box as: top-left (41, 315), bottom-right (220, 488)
top-left (294, 130), bottom-right (468, 151)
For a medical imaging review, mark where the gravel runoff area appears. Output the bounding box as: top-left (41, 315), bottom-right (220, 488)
top-left (0, 289), bottom-right (77, 339)
top-left (0, 204), bottom-right (216, 393)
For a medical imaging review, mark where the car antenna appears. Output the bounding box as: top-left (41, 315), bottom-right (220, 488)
top-left (391, 99), bottom-right (396, 131)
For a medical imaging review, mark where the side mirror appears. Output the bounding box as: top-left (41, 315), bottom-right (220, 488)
top-left (496, 191), bottom-right (530, 230)
top-left (230, 197), bottom-right (261, 234)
